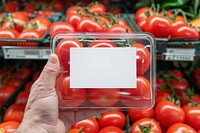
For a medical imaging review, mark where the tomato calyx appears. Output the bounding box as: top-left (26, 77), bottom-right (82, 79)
top-left (138, 123), bottom-right (152, 133)
top-left (168, 97), bottom-right (181, 106)
top-left (24, 22), bottom-right (38, 30)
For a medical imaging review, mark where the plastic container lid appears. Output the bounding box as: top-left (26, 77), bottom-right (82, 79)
top-left (51, 32), bottom-right (156, 110)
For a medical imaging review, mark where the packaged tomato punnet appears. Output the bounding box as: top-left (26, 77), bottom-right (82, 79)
top-left (51, 32), bottom-right (156, 110)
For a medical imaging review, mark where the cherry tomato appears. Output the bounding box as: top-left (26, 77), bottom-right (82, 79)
top-left (183, 105), bottom-right (200, 131)
top-left (0, 121), bottom-right (20, 133)
top-left (170, 69), bottom-right (184, 79)
top-left (24, 4), bottom-right (36, 12)
top-left (0, 29), bottom-right (19, 38)
top-left (37, 10), bottom-right (55, 17)
top-left (172, 16), bottom-right (187, 28)
top-left (18, 29), bottom-right (44, 39)
top-left (2, 12), bottom-right (29, 33)
top-left (77, 18), bottom-right (104, 32)
top-left (89, 3), bottom-right (106, 14)
top-left (118, 19), bottom-right (127, 25)
top-left (98, 111), bottom-right (126, 129)
top-left (170, 79), bottom-right (189, 95)
top-left (88, 88), bottom-right (120, 107)
top-left (15, 91), bottom-right (29, 104)
top-left (88, 39), bottom-right (116, 47)
top-left (180, 93), bottom-right (200, 107)
top-left (107, 24), bottom-right (133, 33)
top-left (166, 123), bottom-right (196, 133)
top-left (0, 85), bottom-right (16, 102)
top-left (24, 81), bottom-right (34, 92)
top-left (128, 108), bottom-right (154, 123)
top-left (159, 10), bottom-right (174, 18)
top-left (133, 43), bottom-right (150, 76)
top-left (66, 6), bottom-right (84, 16)
top-left (156, 78), bottom-right (167, 89)
top-left (120, 76), bottom-right (151, 107)
top-left (155, 89), bottom-right (171, 105)
top-left (26, 17), bottom-right (52, 33)
top-left (55, 38), bottom-right (83, 71)
top-left (99, 126), bottom-right (124, 133)
top-left (4, 104), bottom-right (26, 122)
top-left (137, 19), bottom-right (146, 31)
top-left (155, 100), bottom-right (185, 128)
top-left (130, 118), bottom-right (162, 133)
top-left (56, 72), bottom-right (87, 107)
top-left (66, 13), bottom-right (82, 30)
top-left (144, 15), bottom-right (172, 38)
top-left (171, 25), bottom-right (199, 38)
top-left (49, 22), bottom-right (75, 37)
top-left (53, 1), bottom-right (64, 12)
top-left (67, 128), bottom-right (80, 133)
top-left (135, 7), bottom-right (154, 22)
top-left (72, 117), bottom-right (99, 133)
top-left (7, 79), bottom-right (22, 87)
top-left (4, 2), bottom-right (19, 12)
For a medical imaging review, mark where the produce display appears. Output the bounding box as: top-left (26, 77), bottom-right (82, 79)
top-left (0, 0), bottom-right (200, 133)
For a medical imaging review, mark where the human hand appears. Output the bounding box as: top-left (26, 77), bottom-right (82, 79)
top-left (16, 54), bottom-right (105, 133)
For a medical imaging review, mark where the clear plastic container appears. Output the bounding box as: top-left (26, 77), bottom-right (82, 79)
top-left (51, 32), bottom-right (156, 110)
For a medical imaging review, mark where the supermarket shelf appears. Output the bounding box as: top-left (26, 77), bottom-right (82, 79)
top-left (1, 46), bottom-right (51, 60)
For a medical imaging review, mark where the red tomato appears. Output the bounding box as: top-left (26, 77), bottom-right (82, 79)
top-left (66, 6), bottom-right (84, 16)
top-left (156, 78), bottom-right (166, 89)
top-left (135, 7), bottom-right (154, 22)
top-left (88, 88), bottom-right (120, 107)
top-left (137, 19), bottom-right (146, 31)
top-left (198, 130), bottom-right (200, 133)
top-left (120, 76), bottom-right (151, 107)
top-left (2, 11), bottom-right (29, 32)
top-left (155, 100), bottom-right (185, 128)
top-left (0, 121), bottom-right (20, 133)
top-left (18, 29), bottom-right (44, 39)
top-left (50, 22), bottom-right (75, 37)
top-left (128, 108), bottom-right (154, 123)
top-left (7, 79), bottom-right (22, 87)
top-left (118, 19), bottom-right (127, 25)
top-left (133, 43), bottom-right (150, 76)
top-left (55, 38), bottom-right (83, 71)
top-left (155, 89), bottom-right (171, 105)
top-left (88, 39), bottom-right (117, 47)
top-left (180, 93), bottom-right (200, 107)
top-left (15, 91), bottom-right (29, 104)
top-left (72, 117), bottom-right (99, 133)
top-left (24, 4), bottom-right (36, 12)
top-left (37, 10), bottom-right (55, 17)
top-left (0, 85), bottom-right (16, 102)
top-left (66, 13), bottom-right (82, 30)
top-left (144, 15), bottom-right (172, 38)
top-left (56, 72), bottom-right (87, 107)
top-left (0, 29), bottom-right (19, 38)
top-left (53, 1), bottom-right (64, 12)
top-left (4, 104), bottom-right (25, 122)
top-left (89, 3), bottom-right (106, 14)
top-left (26, 17), bottom-right (52, 33)
top-left (170, 69), bottom-right (184, 78)
top-left (130, 118), bottom-right (162, 133)
top-left (4, 2), bottom-right (19, 12)
top-left (170, 79), bottom-right (189, 95)
top-left (166, 123), bottom-right (196, 133)
top-left (24, 81), bottom-right (34, 92)
top-left (98, 111), bottom-right (126, 129)
top-left (99, 126), bottom-right (124, 133)
top-left (67, 128), bottom-right (80, 133)
top-left (77, 18), bottom-right (104, 32)
top-left (159, 11), bottom-right (174, 18)
top-left (183, 105), bottom-right (200, 131)
top-left (172, 16), bottom-right (187, 28)
top-left (107, 24), bottom-right (133, 33)
top-left (172, 25), bottom-right (199, 38)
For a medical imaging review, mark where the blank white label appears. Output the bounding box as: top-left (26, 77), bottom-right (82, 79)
top-left (70, 48), bottom-right (137, 88)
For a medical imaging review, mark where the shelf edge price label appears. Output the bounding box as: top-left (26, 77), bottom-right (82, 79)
top-left (164, 48), bottom-right (196, 61)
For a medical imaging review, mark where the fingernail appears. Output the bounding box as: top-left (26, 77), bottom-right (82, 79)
top-left (49, 54), bottom-right (58, 64)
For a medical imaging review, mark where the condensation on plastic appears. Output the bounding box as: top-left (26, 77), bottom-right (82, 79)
top-left (51, 32), bottom-right (156, 110)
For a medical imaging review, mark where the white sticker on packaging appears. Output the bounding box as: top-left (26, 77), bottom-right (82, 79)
top-left (70, 48), bottom-right (137, 88)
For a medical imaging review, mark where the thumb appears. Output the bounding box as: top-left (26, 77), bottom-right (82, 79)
top-left (36, 53), bottom-right (60, 88)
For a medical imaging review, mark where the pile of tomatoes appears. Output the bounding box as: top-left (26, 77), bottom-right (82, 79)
top-left (49, 2), bottom-right (132, 37)
top-left (135, 7), bottom-right (200, 39)
top-left (0, 11), bottom-right (52, 39)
